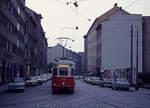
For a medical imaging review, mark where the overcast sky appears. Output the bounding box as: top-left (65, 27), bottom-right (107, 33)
top-left (26, 0), bottom-right (150, 52)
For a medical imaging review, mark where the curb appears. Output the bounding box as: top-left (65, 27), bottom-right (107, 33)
top-left (0, 84), bottom-right (8, 94)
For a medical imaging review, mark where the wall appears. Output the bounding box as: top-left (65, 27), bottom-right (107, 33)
top-left (101, 13), bottom-right (143, 73)
top-left (143, 16), bottom-right (150, 83)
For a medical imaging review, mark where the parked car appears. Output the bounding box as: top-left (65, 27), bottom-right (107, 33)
top-left (47, 73), bottom-right (52, 80)
top-left (36, 76), bottom-right (43, 85)
top-left (84, 77), bottom-right (92, 84)
top-left (25, 77), bottom-right (37, 86)
top-left (101, 78), bottom-right (112, 87)
top-left (79, 75), bottom-right (84, 79)
top-left (41, 75), bottom-right (47, 82)
top-left (8, 78), bottom-right (25, 91)
top-left (112, 79), bottom-right (130, 90)
top-left (90, 77), bottom-right (100, 85)
top-left (75, 75), bottom-right (80, 79)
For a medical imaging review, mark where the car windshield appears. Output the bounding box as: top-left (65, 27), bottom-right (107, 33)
top-left (59, 68), bottom-right (68, 76)
top-left (116, 79), bottom-right (128, 82)
top-left (14, 78), bottom-right (23, 83)
top-left (37, 76), bottom-right (41, 79)
top-left (31, 77), bottom-right (36, 80)
top-left (91, 77), bottom-right (100, 80)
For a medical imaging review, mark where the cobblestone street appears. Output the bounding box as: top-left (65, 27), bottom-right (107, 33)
top-left (0, 80), bottom-right (150, 108)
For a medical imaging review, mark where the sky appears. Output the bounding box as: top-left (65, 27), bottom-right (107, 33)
top-left (26, 0), bottom-right (150, 52)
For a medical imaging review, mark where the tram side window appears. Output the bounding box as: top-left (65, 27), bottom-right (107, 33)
top-left (71, 68), bottom-right (74, 76)
top-left (53, 68), bottom-right (57, 76)
top-left (59, 69), bottom-right (68, 76)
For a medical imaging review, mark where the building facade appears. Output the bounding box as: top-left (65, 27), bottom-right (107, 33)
top-left (143, 16), bottom-right (150, 83)
top-left (85, 3), bottom-right (128, 76)
top-left (83, 35), bottom-right (88, 75)
top-left (84, 3), bottom-right (150, 84)
top-left (0, 0), bottom-right (26, 83)
top-left (0, 0), bottom-right (48, 84)
top-left (24, 7), bottom-right (47, 77)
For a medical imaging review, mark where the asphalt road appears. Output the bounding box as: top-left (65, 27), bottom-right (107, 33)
top-left (0, 79), bottom-right (150, 108)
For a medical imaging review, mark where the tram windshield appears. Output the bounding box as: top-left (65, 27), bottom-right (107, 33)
top-left (59, 68), bottom-right (68, 76)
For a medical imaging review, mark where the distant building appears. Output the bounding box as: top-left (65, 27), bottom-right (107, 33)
top-left (47, 44), bottom-right (64, 64)
top-left (47, 44), bottom-right (83, 75)
top-left (77, 52), bottom-right (84, 75)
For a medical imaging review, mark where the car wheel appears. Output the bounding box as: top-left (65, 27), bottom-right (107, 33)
top-left (126, 88), bottom-right (129, 91)
top-left (112, 87), bottom-right (116, 91)
top-left (98, 84), bottom-right (101, 88)
top-left (112, 87), bottom-right (114, 90)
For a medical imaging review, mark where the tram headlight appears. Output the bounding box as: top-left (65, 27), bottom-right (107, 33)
top-left (62, 82), bottom-right (65, 85)
top-left (53, 83), bottom-right (56, 86)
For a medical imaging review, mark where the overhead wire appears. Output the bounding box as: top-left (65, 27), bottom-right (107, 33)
top-left (124, 0), bottom-right (140, 9)
top-left (55, 0), bottom-right (91, 21)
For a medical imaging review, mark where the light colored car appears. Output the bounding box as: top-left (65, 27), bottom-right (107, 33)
top-left (36, 76), bottom-right (43, 85)
top-left (79, 75), bottom-right (84, 79)
top-left (8, 78), bottom-right (25, 91)
top-left (47, 73), bottom-right (52, 80)
top-left (112, 79), bottom-right (130, 90)
top-left (75, 75), bottom-right (80, 79)
top-left (84, 77), bottom-right (92, 84)
top-left (25, 77), bottom-right (37, 86)
top-left (90, 77), bottom-right (100, 85)
top-left (101, 78), bottom-right (112, 87)
top-left (41, 75), bottom-right (47, 82)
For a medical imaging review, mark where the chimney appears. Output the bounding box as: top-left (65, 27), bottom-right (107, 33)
top-left (120, 7), bottom-right (122, 10)
top-left (114, 3), bottom-right (118, 7)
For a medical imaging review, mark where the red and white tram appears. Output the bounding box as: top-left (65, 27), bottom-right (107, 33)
top-left (51, 59), bottom-right (75, 93)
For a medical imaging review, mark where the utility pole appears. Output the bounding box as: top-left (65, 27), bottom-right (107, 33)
top-left (130, 25), bottom-right (133, 85)
top-left (135, 29), bottom-right (139, 90)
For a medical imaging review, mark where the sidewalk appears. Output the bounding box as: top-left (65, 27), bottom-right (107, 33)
top-left (136, 88), bottom-right (150, 96)
top-left (143, 84), bottom-right (150, 89)
top-left (0, 84), bottom-right (8, 94)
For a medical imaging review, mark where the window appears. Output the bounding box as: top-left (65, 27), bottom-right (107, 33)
top-left (10, 43), bottom-right (12, 52)
top-left (7, 1), bottom-right (11, 10)
top-left (17, 23), bottom-right (20, 31)
top-left (3, 39), bottom-right (6, 49)
top-left (34, 48), bottom-right (37, 54)
top-left (17, 40), bottom-right (19, 47)
top-left (6, 41), bottom-right (9, 50)
top-left (9, 23), bottom-right (13, 33)
top-left (17, 6), bottom-right (20, 15)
